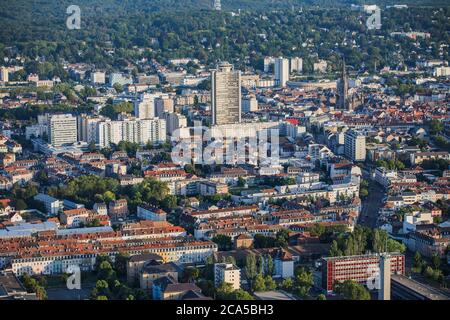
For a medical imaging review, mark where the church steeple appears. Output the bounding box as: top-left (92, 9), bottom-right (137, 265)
top-left (338, 56), bottom-right (349, 110)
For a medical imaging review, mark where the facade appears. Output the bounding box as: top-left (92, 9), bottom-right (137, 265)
top-left (77, 114), bottom-right (104, 143)
top-left (134, 93), bottom-right (156, 119)
top-left (162, 112), bottom-right (187, 136)
top-left (48, 114), bottom-right (78, 146)
top-left (10, 240), bottom-right (217, 276)
top-left (211, 62), bottom-right (242, 125)
top-left (90, 71), bottom-right (106, 84)
top-left (155, 96), bottom-right (175, 117)
top-left (290, 57), bottom-right (303, 73)
top-left (321, 253), bottom-right (405, 292)
top-left (274, 249), bottom-right (294, 279)
top-left (109, 73), bottom-right (133, 86)
top-left (0, 67), bottom-right (9, 83)
top-left (126, 253), bottom-right (164, 284)
top-left (344, 130), bottom-right (366, 161)
top-left (140, 262), bottom-right (180, 290)
top-left (214, 263), bottom-right (241, 290)
top-left (274, 57), bottom-right (289, 87)
top-left (96, 118), bottom-right (166, 148)
top-left (108, 199), bottom-right (128, 220)
top-left (137, 204), bottom-right (167, 221)
top-left (242, 95), bottom-right (258, 113)
top-left (33, 193), bottom-right (63, 216)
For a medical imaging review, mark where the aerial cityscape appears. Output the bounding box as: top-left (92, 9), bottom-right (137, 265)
top-left (0, 0), bottom-right (449, 305)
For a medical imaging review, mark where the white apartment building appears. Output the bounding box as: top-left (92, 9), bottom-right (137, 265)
top-left (77, 114), bottom-right (105, 143)
top-left (162, 112), bottom-right (188, 136)
top-left (214, 263), bottom-right (241, 290)
top-left (434, 66), bottom-right (450, 77)
top-left (374, 167), bottom-right (398, 188)
top-left (402, 211), bottom-right (433, 234)
top-left (96, 118), bottom-right (166, 148)
top-left (0, 67), bottom-right (9, 83)
top-left (33, 193), bottom-right (63, 216)
top-left (242, 95), bottom-right (258, 113)
top-left (134, 93), bottom-right (157, 119)
top-left (48, 114), bottom-right (78, 146)
top-left (344, 130), bottom-right (366, 161)
top-left (91, 71), bottom-right (106, 84)
top-left (313, 60), bottom-right (328, 73)
top-left (109, 73), bottom-right (133, 86)
top-left (274, 57), bottom-right (289, 87)
top-left (155, 95), bottom-right (175, 117)
top-left (137, 205), bottom-right (167, 222)
top-left (290, 57), bottom-right (303, 73)
top-left (10, 243), bottom-right (217, 276)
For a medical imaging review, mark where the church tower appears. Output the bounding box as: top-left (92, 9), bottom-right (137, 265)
top-left (337, 58), bottom-right (349, 110)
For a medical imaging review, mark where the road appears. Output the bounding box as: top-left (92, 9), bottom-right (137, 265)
top-left (358, 171), bottom-right (386, 228)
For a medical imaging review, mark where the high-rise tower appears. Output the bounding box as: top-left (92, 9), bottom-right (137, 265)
top-left (211, 62), bottom-right (241, 125)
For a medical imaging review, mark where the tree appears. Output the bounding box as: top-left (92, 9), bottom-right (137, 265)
top-left (252, 273), bottom-right (266, 292)
top-left (265, 254), bottom-right (274, 276)
top-left (14, 199), bottom-right (28, 211)
top-left (216, 282), bottom-right (234, 300)
top-left (295, 267), bottom-right (313, 298)
top-left (212, 235), bottom-right (233, 251)
top-left (264, 275), bottom-right (276, 291)
top-left (431, 253), bottom-right (441, 270)
top-left (317, 294), bottom-right (327, 300)
top-left (103, 191), bottom-right (116, 204)
top-left (335, 280), bottom-right (371, 300)
top-left (232, 289), bottom-right (254, 300)
top-left (413, 252), bottom-right (423, 268)
top-left (244, 253), bottom-right (258, 283)
top-left (329, 240), bottom-right (342, 257)
top-left (113, 83), bottom-right (124, 93)
top-left (114, 252), bottom-right (130, 278)
top-left (94, 280), bottom-right (110, 298)
top-left (280, 277), bottom-right (294, 292)
top-left (183, 267), bottom-right (200, 283)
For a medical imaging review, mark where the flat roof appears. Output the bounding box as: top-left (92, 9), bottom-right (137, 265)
top-left (254, 290), bottom-right (297, 300)
top-left (392, 275), bottom-right (450, 300)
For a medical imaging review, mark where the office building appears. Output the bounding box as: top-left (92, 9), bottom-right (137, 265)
top-left (48, 114), bottom-right (78, 146)
top-left (274, 58), bottom-right (289, 87)
top-left (321, 253), bottom-right (405, 292)
top-left (344, 130), bottom-right (366, 161)
top-left (214, 263), bottom-right (241, 290)
top-left (211, 62), bottom-right (241, 125)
